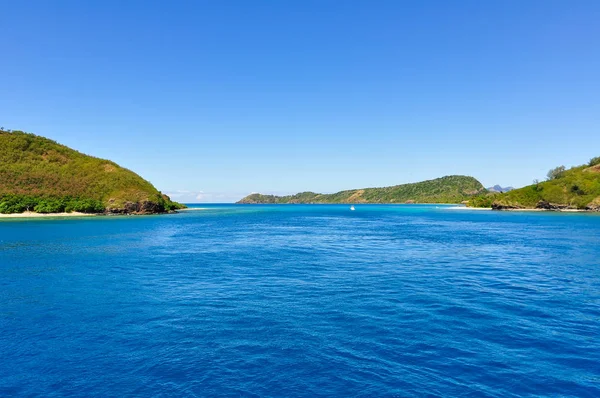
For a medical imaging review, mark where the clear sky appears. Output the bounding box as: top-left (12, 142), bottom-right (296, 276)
top-left (2, 1), bottom-right (599, 202)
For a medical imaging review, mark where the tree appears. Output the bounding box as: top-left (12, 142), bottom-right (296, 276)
top-left (571, 184), bottom-right (584, 195)
top-left (547, 166), bottom-right (566, 181)
top-left (589, 156), bottom-right (600, 167)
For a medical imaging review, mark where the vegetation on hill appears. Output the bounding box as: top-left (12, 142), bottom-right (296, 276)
top-left (0, 129), bottom-right (185, 214)
top-left (237, 175), bottom-right (485, 204)
top-left (468, 157), bottom-right (600, 211)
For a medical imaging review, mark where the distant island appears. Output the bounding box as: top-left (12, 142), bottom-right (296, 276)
top-left (469, 157), bottom-right (600, 211)
top-left (487, 185), bottom-right (514, 193)
top-left (237, 175), bottom-right (485, 204)
top-left (0, 129), bottom-right (185, 215)
top-left (238, 157), bottom-right (600, 212)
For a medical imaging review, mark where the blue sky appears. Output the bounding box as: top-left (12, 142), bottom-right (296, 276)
top-left (2, 1), bottom-right (599, 202)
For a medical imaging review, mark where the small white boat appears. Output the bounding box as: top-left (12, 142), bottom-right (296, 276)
top-left (350, 205), bottom-right (355, 211)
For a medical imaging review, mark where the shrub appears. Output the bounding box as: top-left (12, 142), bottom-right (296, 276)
top-left (468, 194), bottom-right (497, 208)
top-left (570, 185), bottom-right (584, 195)
top-left (547, 166), bottom-right (566, 181)
top-left (65, 198), bottom-right (105, 213)
top-left (589, 157), bottom-right (600, 167)
top-left (0, 194), bottom-right (106, 214)
top-left (34, 199), bottom-right (66, 213)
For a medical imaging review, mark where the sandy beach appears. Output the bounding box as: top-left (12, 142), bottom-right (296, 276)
top-left (0, 211), bottom-right (97, 219)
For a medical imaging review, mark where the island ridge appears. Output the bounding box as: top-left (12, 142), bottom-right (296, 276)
top-left (0, 129), bottom-right (184, 215)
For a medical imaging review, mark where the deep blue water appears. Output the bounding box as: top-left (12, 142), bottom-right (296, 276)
top-left (1, 204), bottom-right (599, 397)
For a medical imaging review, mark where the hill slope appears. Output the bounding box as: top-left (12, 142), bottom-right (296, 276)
top-left (237, 175), bottom-right (485, 204)
top-left (0, 129), bottom-right (184, 214)
top-left (469, 158), bottom-right (600, 211)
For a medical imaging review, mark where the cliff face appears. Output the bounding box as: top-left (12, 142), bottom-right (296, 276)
top-left (237, 176), bottom-right (485, 204)
top-left (0, 129), bottom-right (184, 214)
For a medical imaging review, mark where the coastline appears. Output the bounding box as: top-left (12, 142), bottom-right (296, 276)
top-left (236, 202), bottom-right (467, 206)
top-left (502, 208), bottom-right (589, 213)
top-left (465, 207), bottom-right (595, 213)
top-left (0, 211), bottom-right (98, 219)
top-left (1, 206), bottom-right (594, 218)
top-left (447, 206), bottom-right (492, 211)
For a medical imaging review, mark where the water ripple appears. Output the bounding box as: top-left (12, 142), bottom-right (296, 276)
top-left (1, 205), bottom-right (599, 396)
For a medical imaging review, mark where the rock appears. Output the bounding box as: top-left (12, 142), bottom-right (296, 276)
top-left (491, 203), bottom-right (520, 210)
top-left (139, 201), bottom-right (162, 214)
top-left (124, 202), bottom-right (139, 213)
top-left (105, 200), bottom-right (165, 215)
top-left (535, 200), bottom-right (553, 210)
top-left (535, 200), bottom-right (570, 210)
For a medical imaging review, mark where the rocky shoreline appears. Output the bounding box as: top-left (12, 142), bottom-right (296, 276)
top-left (491, 200), bottom-right (600, 212)
top-left (105, 200), bottom-right (174, 215)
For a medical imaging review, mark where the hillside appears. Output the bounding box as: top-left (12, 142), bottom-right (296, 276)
top-left (0, 129), bottom-right (185, 214)
top-left (469, 158), bottom-right (600, 211)
top-left (237, 175), bottom-right (485, 204)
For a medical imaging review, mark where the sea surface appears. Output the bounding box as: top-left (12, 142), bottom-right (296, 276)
top-left (1, 204), bottom-right (599, 397)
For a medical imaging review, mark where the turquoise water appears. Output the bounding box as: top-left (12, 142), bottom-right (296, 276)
top-left (1, 204), bottom-right (599, 396)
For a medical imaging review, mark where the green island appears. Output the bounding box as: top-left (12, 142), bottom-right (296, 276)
top-left (4, 127), bottom-right (598, 214)
top-left (468, 157), bottom-right (600, 211)
top-left (237, 175), bottom-right (485, 204)
top-left (0, 129), bottom-right (185, 215)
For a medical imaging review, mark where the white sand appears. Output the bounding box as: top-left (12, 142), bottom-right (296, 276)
top-left (0, 211), bottom-right (97, 218)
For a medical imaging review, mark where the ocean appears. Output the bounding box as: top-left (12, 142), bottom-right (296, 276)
top-left (1, 204), bottom-right (599, 397)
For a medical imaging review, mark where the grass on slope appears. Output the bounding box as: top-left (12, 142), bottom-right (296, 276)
top-left (468, 158), bottom-right (600, 210)
top-left (0, 129), bottom-right (184, 214)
